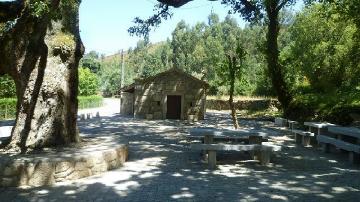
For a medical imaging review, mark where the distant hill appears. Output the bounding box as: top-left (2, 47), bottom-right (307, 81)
top-left (102, 41), bottom-right (167, 62)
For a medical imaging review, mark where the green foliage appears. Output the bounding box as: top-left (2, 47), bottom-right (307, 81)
top-left (0, 98), bottom-right (17, 120)
top-left (78, 67), bottom-right (99, 96)
top-left (98, 57), bottom-right (121, 97)
top-left (119, 13), bottom-right (271, 97)
top-left (287, 89), bottom-right (360, 125)
top-left (0, 75), bottom-right (16, 98)
top-left (80, 51), bottom-right (101, 73)
top-left (29, 0), bottom-right (49, 18)
top-left (282, 4), bottom-right (357, 92)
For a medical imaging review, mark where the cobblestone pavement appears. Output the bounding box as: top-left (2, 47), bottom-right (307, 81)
top-left (1, 111), bottom-right (360, 202)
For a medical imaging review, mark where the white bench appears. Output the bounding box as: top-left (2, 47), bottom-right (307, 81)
top-left (293, 129), bottom-right (315, 147)
top-left (190, 143), bottom-right (281, 169)
top-left (318, 126), bottom-right (360, 164)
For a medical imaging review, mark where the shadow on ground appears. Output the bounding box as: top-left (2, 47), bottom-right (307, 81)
top-left (1, 112), bottom-right (359, 201)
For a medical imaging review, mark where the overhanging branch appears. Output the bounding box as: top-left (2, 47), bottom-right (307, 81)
top-left (157, 0), bottom-right (193, 8)
top-left (128, 3), bottom-right (172, 37)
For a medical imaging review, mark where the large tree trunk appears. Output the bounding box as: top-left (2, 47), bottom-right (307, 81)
top-left (0, 0), bottom-right (83, 153)
top-left (265, 2), bottom-right (292, 110)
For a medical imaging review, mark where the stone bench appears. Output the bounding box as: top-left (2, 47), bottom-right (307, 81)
top-left (0, 137), bottom-right (128, 187)
top-left (316, 126), bottom-right (360, 163)
top-left (190, 143), bottom-right (281, 169)
top-left (287, 120), bottom-right (298, 131)
top-left (186, 135), bottom-right (268, 144)
top-left (293, 129), bottom-right (314, 147)
top-left (275, 117), bottom-right (287, 127)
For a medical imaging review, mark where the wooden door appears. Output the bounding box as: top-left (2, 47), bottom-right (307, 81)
top-left (166, 95), bottom-right (181, 119)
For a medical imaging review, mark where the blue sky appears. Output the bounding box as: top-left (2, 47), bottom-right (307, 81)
top-left (79, 0), bottom-right (246, 55)
top-left (80, 0), bottom-right (303, 55)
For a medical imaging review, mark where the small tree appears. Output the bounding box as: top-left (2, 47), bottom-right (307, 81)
top-left (79, 67), bottom-right (99, 96)
top-left (218, 43), bottom-right (247, 129)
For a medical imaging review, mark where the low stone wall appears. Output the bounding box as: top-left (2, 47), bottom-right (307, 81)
top-left (0, 137), bottom-right (128, 187)
top-left (206, 99), bottom-right (280, 111)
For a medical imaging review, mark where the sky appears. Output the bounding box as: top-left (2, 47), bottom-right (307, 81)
top-left (79, 0), bottom-right (247, 55)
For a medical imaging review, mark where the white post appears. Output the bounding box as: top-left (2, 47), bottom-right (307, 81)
top-left (120, 49), bottom-right (125, 114)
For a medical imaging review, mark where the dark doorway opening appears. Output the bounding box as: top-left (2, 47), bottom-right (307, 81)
top-left (166, 95), bottom-right (181, 119)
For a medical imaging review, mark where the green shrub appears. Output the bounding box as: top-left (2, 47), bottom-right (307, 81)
top-left (79, 67), bottom-right (99, 96)
top-left (285, 90), bottom-right (360, 125)
top-left (0, 75), bottom-right (16, 98)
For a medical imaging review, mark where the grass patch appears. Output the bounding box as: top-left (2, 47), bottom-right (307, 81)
top-left (237, 109), bottom-right (282, 119)
top-left (78, 95), bottom-right (103, 109)
top-left (0, 96), bottom-right (103, 120)
top-left (207, 95), bottom-right (276, 101)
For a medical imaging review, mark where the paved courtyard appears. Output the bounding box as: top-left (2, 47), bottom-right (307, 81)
top-left (0, 102), bottom-right (360, 201)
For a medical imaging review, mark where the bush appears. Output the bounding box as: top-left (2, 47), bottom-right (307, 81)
top-left (79, 67), bottom-right (99, 96)
top-left (0, 75), bottom-right (16, 98)
top-left (285, 89), bottom-right (360, 125)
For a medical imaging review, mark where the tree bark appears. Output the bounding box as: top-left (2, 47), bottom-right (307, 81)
top-left (265, 1), bottom-right (292, 110)
top-left (227, 55), bottom-right (239, 129)
top-left (0, 0), bottom-right (83, 153)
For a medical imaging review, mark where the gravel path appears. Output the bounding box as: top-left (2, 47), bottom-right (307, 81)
top-left (0, 102), bottom-right (359, 201)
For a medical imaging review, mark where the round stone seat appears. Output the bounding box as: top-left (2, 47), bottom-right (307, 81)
top-left (0, 136), bottom-right (128, 187)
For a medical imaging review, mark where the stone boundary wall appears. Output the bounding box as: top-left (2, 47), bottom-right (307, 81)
top-left (206, 99), bottom-right (280, 111)
top-left (0, 144), bottom-right (128, 187)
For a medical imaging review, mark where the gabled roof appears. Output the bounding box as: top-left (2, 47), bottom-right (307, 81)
top-left (136, 67), bottom-right (209, 87)
top-left (120, 68), bottom-right (209, 93)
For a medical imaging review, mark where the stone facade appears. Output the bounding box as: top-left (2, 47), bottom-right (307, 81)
top-left (120, 68), bottom-right (209, 120)
top-left (120, 92), bottom-right (134, 116)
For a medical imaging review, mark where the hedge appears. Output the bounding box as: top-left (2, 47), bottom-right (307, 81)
top-left (0, 96), bottom-right (103, 120)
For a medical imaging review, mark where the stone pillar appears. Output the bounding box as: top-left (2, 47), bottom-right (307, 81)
top-left (259, 149), bottom-right (271, 165)
top-left (349, 152), bottom-right (360, 164)
top-left (203, 134), bottom-right (214, 161)
top-left (249, 136), bottom-right (262, 160)
top-left (208, 150), bottom-right (217, 169)
top-left (302, 135), bottom-right (311, 147)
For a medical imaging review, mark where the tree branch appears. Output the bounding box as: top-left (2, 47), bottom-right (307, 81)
top-left (157, 0), bottom-right (194, 7)
top-left (128, 3), bottom-right (173, 37)
top-left (0, 0), bottom-right (24, 22)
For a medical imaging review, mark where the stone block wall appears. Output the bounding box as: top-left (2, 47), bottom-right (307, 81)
top-left (120, 92), bottom-right (134, 116)
top-left (133, 72), bottom-right (206, 120)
